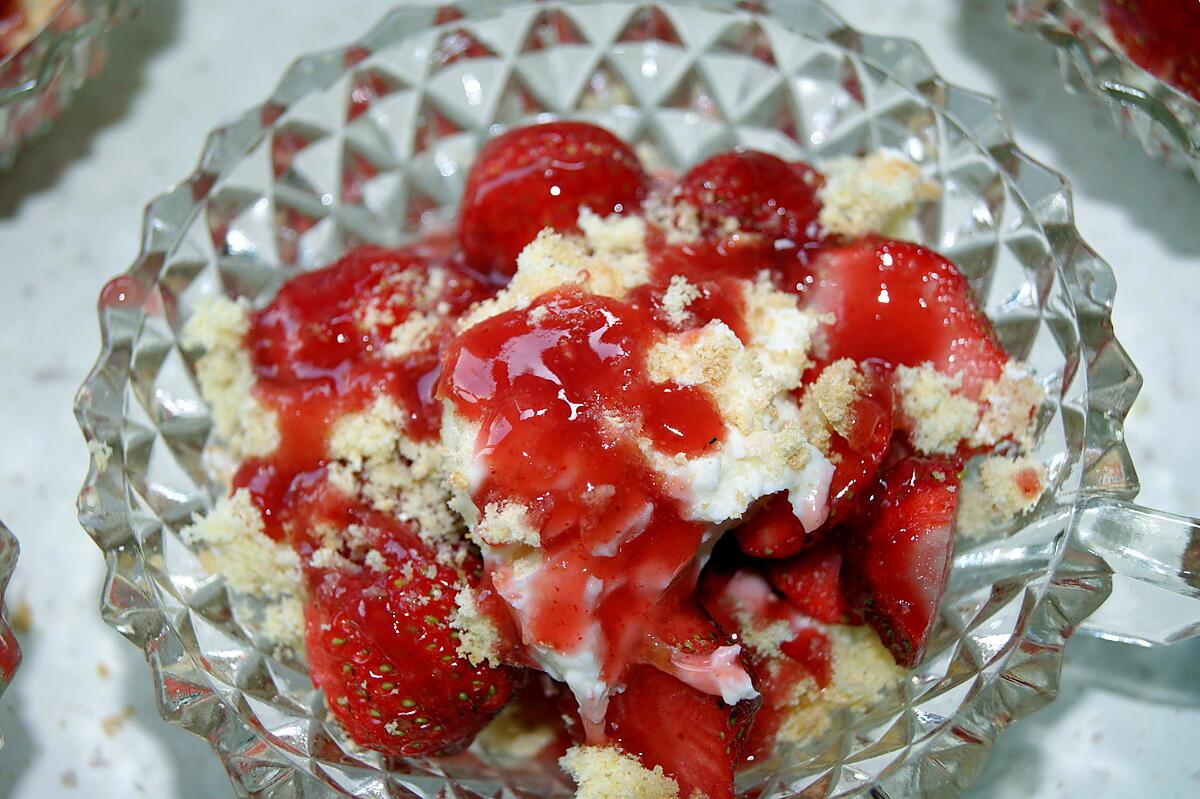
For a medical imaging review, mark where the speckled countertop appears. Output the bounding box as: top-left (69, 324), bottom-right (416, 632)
top-left (0, 1), bottom-right (1196, 797)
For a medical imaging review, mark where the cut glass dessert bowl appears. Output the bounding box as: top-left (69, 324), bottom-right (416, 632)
top-left (1008, 0), bottom-right (1200, 181)
top-left (0, 0), bottom-right (142, 169)
top-left (75, 1), bottom-right (1200, 796)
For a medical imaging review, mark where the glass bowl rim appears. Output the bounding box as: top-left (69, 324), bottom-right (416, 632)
top-left (74, 1), bottom-right (1138, 795)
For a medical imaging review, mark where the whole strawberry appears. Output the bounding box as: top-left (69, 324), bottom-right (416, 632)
top-left (672, 149), bottom-right (822, 243)
top-left (458, 121), bottom-right (649, 278)
top-left (303, 514), bottom-right (523, 757)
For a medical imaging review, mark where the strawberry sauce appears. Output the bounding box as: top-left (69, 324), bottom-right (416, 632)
top-left (441, 288), bottom-right (737, 731)
top-left (232, 239), bottom-right (495, 540)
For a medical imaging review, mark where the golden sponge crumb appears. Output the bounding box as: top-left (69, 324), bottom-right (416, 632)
top-left (325, 395), bottom-right (464, 562)
top-left (797, 359), bottom-right (864, 457)
top-left (778, 625), bottom-right (906, 744)
top-left (894, 364), bottom-right (980, 455)
top-left (182, 490), bottom-right (304, 649)
top-left (182, 296), bottom-right (280, 460)
top-left (460, 215), bottom-right (651, 329)
top-left (450, 586), bottom-right (503, 667)
top-left (741, 272), bottom-right (819, 390)
top-left (817, 149), bottom-right (939, 239)
top-left (560, 745), bottom-right (680, 799)
top-left (381, 312), bottom-right (441, 359)
top-left (474, 696), bottom-right (560, 765)
top-left (956, 454), bottom-right (1046, 538)
top-left (970, 364), bottom-right (1043, 448)
top-left (644, 198), bottom-right (701, 244)
top-left (475, 502), bottom-right (540, 548)
top-left (660, 275), bottom-right (701, 328)
top-left (182, 489), bottom-right (300, 597)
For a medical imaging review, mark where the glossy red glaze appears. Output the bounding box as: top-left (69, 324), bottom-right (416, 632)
top-left (441, 288), bottom-right (728, 699)
top-left (232, 240), bottom-right (494, 539)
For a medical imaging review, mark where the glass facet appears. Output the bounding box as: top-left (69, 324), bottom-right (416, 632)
top-left (76, 1), bottom-right (1182, 796)
top-left (1009, 0), bottom-right (1200, 181)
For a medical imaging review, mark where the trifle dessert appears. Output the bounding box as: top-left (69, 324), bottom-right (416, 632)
top-left (179, 121), bottom-right (1046, 799)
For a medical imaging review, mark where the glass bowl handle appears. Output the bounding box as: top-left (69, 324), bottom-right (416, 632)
top-left (1074, 497), bottom-right (1200, 646)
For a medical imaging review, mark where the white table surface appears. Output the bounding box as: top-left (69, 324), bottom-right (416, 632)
top-left (0, 1), bottom-right (1197, 797)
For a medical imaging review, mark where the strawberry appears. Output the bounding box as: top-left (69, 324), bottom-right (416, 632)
top-left (734, 492), bottom-right (823, 560)
top-left (735, 361), bottom-right (892, 559)
top-left (672, 150), bottom-right (822, 244)
top-left (302, 510), bottom-right (523, 757)
top-left (458, 121), bottom-right (649, 278)
top-left (604, 664), bottom-right (758, 799)
top-left (248, 238), bottom-right (489, 382)
top-left (1103, 0), bottom-right (1200, 101)
top-left (841, 456), bottom-right (962, 667)
top-left (802, 238), bottom-right (1007, 398)
top-left (700, 567), bottom-right (831, 758)
top-left (767, 539), bottom-right (850, 625)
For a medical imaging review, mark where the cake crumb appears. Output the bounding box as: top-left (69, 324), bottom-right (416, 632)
top-left (660, 275), bottom-right (701, 328)
top-left (381, 312), bottom-right (441, 359)
top-left (778, 625), bottom-right (905, 744)
top-left (60, 770), bottom-right (78, 788)
top-left (450, 586), bottom-right (503, 667)
top-left (182, 296), bottom-right (280, 460)
top-left (96, 662), bottom-right (111, 680)
top-left (474, 502), bottom-right (540, 548)
top-left (895, 364), bottom-right (980, 455)
top-left (460, 221), bottom-right (651, 329)
top-left (474, 696), bottom-right (560, 764)
top-left (578, 207), bottom-right (646, 256)
top-left (261, 597), bottom-right (305, 652)
top-left (560, 745), bottom-right (680, 799)
top-left (737, 617), bottom-right (794, 660)
top-left (10, 598), bottom-right (31, 634)
top-left (182, 489), bottom-right (301, 599)
top-left (326, 394), bottom-right (464, 560)
top-left (645, 197), bottom-right (702, 244)
top-left (100, 705), bottom-right (135, 737)
top-left (741, 272), bottom-right (819, 389)
top-left (970, 364), bottom-right (1043, 448)
top-left (797, 359), bottom-right (864, 456)
top-left (956, 454), bottom-right (1046, 537)
top-left (818, 149), bottom-right (938, 239)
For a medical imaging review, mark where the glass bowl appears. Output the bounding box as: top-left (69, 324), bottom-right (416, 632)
top-left (1008, 0), bottom-right (1200, 181)
top-left (74, 1), bottom-right (1200, 796)
top-left (0, 519), bottom-right (19, 698)
top-left (0, 0), bottom-right (143, 169)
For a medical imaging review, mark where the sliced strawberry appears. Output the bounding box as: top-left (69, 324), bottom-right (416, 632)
top-left (604, 664), bottom-right (757, 799)
top-left (303, 510), bottom-right (523, 757)
top-left (767, 539), bottom-right (849, 625)
top-left (672, 150), bottom-right (822, 244)
top-left (842, 456), bottom-right (962, 668)
top-left (700, 567), bottom-right (831, 758)
top-left (736, 361), bottom-right (892, 559)
top-left (458, 121), bottom-right (649, 278)
top-left (825, 359), bottom-right (894, 519)
top-left (734, 492), bottom-right (823, 559)
top-left (802, 238), bottom-right (1007, 398)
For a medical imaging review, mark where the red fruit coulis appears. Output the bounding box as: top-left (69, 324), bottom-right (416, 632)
top-left (231, 236), bottom-right (495, 540)
top-left (441, 287), bottom-right (737, 732)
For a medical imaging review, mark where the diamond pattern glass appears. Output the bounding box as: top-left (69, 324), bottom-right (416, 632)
top-left (75, 1), bottom-right (1161, 796)
top-left (1009, 0), bottom-right (1200, 181)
